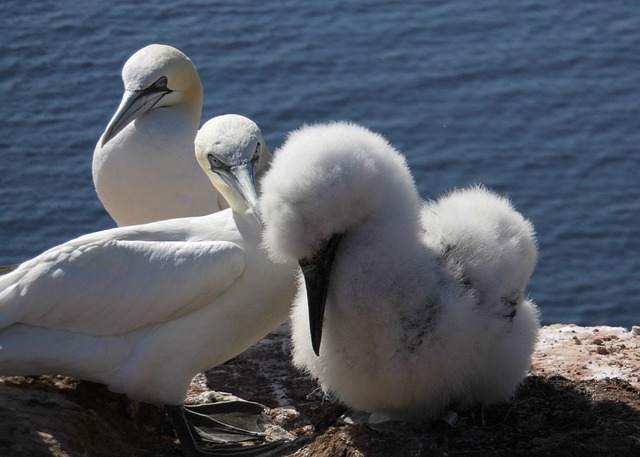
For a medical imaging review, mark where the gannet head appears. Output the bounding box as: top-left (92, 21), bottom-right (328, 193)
top-left (195, 115), bottom-right (270, 218)
top-left (259, 121), bottom-right (418, 354)
top-left (100, 44), bottom-right (203, 146)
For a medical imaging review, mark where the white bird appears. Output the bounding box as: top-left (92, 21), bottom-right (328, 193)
top-left (1, 115), bottom-right (297, 455)
top-left (93, 44), bottom-right (227, 226)
top-left (259, 121), bottom-right (540, 423)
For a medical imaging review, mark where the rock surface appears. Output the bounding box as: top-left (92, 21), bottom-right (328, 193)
top-left (1, 323), bottom-right (640, 456)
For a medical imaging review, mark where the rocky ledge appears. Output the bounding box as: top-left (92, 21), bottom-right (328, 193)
top-left (1, 323), bottom-right (639, 456)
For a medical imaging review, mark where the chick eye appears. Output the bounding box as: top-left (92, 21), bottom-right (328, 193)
top-left (252, 142), bottom-right (261, 162)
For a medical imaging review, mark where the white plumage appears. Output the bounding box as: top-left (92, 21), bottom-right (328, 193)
top-left (260, 121), bottom-right (540, 422)
top-left (0, 115), bottom-right (297, 407)
top-left (93, 44), bottom-right (227, 226)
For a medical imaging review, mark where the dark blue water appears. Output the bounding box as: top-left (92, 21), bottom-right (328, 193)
top-left (1, 1), bottom-right (639, 327)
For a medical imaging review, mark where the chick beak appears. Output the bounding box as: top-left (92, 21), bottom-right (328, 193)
top-left (299, 233), bottom-right (343, 356)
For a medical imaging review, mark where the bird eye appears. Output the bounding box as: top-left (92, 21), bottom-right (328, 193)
top-left (252, 143), bottom-right (261, 162)
top-left (152, 76), bottom-right (168, 91)
top-left (207, 154), bottom-right (223, 170)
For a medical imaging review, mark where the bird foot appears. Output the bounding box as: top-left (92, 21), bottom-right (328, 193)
top-left (339, 410), bottom-right (400, 432)
top-left (340, 409), bottom-right (460, 433)
top-left (166, 401), bottom-right (290, 456)
top-left (182, 400), bottom-right (267, 441)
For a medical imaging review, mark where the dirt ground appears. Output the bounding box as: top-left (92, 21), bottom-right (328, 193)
top-left (1, 323), bottom-right (639, 456)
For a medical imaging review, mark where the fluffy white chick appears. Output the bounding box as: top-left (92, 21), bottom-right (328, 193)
top-left (260, 121), bottom-right (539, 422)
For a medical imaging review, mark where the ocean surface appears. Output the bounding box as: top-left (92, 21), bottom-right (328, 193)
top-left (1, 1), bottom-right (638, 328)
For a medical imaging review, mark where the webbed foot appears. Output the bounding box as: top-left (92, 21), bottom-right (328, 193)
top-left (166, 401), bottom-right (289, 456)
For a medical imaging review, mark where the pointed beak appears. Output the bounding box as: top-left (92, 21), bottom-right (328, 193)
top-left (220, 161), bottom-right (260, 217)
top-left (299, 233), bottom-right (343, 356)
top-left (100, 88), bottom-right (171, 146)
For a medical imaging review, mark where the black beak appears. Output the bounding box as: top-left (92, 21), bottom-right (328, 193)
top-left (299, 233), bottom-right (342, 356)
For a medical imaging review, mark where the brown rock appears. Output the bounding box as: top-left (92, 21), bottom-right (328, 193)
top-left (1, 323), bottom-right (640, 456)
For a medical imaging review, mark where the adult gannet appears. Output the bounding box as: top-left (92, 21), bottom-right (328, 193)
top-left (93, 44), bottom-right (227, 226)
top-left (1, 115), bottom-right (297, 455)
top-left (259, 122), bottom-right (540, 423)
